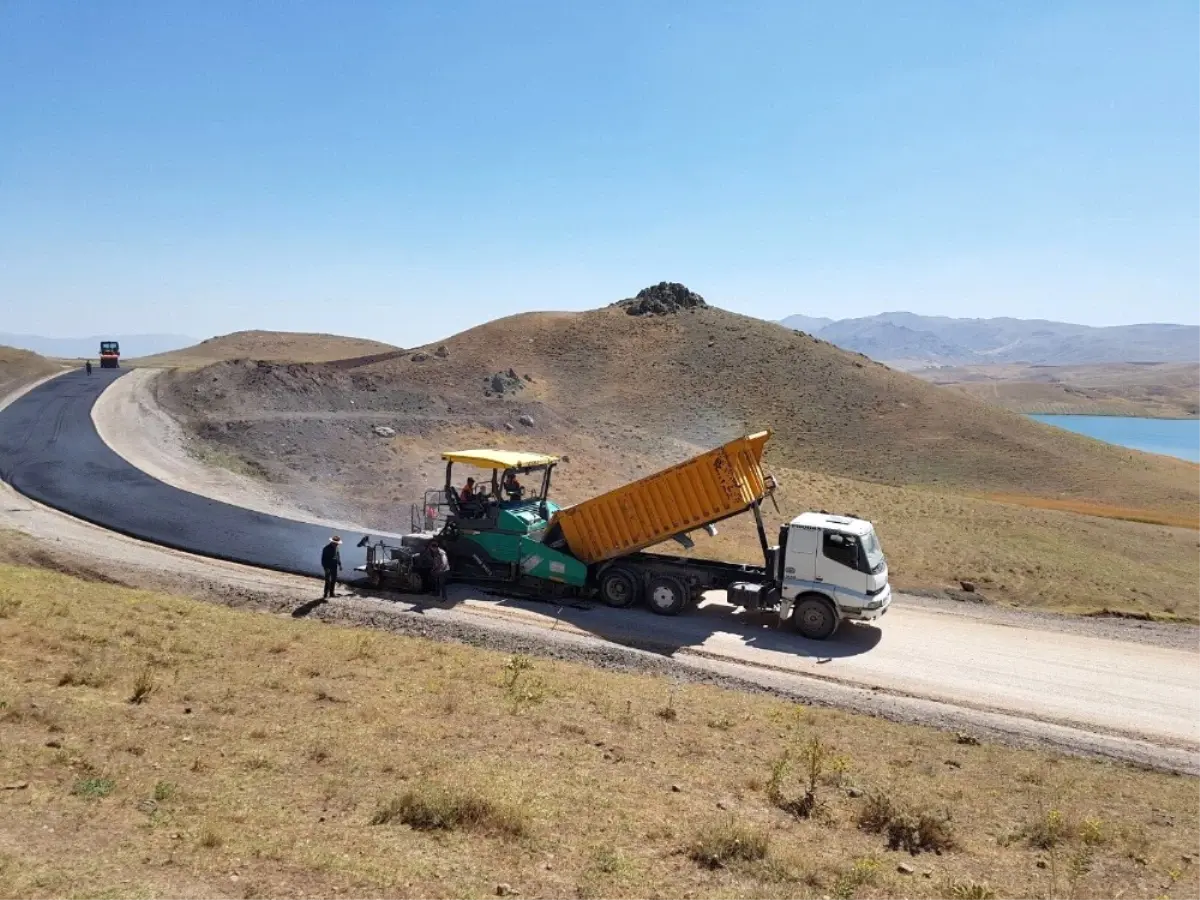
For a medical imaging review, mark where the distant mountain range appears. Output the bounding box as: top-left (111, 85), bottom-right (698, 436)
top-left (0, 332), bottom-right (198, 359)
top-left (778, 313), bottom-right (1200, 369)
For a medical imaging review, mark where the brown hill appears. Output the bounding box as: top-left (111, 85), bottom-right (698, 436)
top-left (133, 330), bottom-right (401, 369)
top-left (160, 300), bottom-right (1198, 513)
top-left (156, 292), bottom-right (1198, 615)
top-left (0, 346), bottom-right (60, 397)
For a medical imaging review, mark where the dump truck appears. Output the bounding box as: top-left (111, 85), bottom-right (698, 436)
top-left (98, 340), bottom-right (120, 369)
top-left (357, 431), bottom-right (891, 640)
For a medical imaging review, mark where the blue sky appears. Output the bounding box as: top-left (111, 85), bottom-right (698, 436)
top-left (1, 1), bottom-right (1196, 347)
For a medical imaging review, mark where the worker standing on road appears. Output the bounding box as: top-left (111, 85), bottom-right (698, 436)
top-left (85, 360), bottom-right (92, 375)
top-left (428, 540), bottom-right (449, 601)
top-left (321, 535), bottom-right (342, 599)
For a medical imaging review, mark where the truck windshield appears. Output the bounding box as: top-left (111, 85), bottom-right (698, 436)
top-left (862, 529), bottom-right (885, 573)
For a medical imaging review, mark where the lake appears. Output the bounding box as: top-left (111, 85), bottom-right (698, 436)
top-left (1029, 414), bottom-right (1200, 462)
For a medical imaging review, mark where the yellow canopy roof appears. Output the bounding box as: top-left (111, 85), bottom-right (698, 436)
top-left (442, 449), bottom-right (558, 470)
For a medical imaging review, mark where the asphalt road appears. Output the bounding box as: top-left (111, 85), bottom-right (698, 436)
top-left (0, 369), bottom-right (371, 578)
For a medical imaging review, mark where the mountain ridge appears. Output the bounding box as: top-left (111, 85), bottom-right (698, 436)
top-left (779, 313), bottom-right (1199, 368)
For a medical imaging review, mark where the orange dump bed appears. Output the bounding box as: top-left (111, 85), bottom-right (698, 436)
top-left (550, 431), bottom-right (773, 565)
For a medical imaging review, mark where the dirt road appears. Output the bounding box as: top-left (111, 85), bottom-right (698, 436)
top-left (2, 370), bottom-right (1197, 774)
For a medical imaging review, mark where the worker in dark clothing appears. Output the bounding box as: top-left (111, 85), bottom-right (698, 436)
top-left (502, 471), bottom-right (524, 501)
top-left (320, 535), bottom-right (342, 599)
top-left (459, 477), bottom-right (476, 504)
top-left (427, 540), bottom-right (450, 600)
top-left (85, 360), bottom-right (92, 375)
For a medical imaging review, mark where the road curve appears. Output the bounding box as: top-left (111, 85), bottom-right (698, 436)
top-left (0, 370), bottom-right (373, 578)
top-left (3, 369), bottom-right (1198, 774)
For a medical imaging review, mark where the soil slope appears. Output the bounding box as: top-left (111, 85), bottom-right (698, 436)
top-left (0, 346), bottom-right (59, 397)
top-left (162, 303), bottom-right (1196, 512)
top-left (133, 330), bottom-right (401, 368)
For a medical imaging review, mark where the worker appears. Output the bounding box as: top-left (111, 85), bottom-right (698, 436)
top-left (85, 360), bottom-right (92, 375)
top-left (427, 539), bottom-right (450, 600)
top-left (459, 477), bottom-right (476, 504)
top-left (320, 535), bottom-right (342, 599)
top-left (502, 471), bottom-right (524, 501)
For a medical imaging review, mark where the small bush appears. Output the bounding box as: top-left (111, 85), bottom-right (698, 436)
top-left (502, 654), bottom-right (545, 714)
top-left (832, 857), bottom-right (880, 899)
top-left (688, 819), bottom-right (770, 869)
top-left (947, 879), bottom-right (997, 899)
top-left (371, 783), bottom-right (527, 838)
top-left (72, 776), bottom-right (115, 799)
top-left (0, 595), bottom-right (21, 618)
top-left (58, 663), bottom-right (109, 688)
top-left (766, 736), bottom-right (832, 821)
top-left (857, 790), bottom-right (955, 854)
top-left (153, 781), bottom-right (177, 802)
top-left (198, 826), bottom-right (224, 848)
top-left (1023, 808), bottom-right (1070, 850)
top-left (128, 667), bottom-right (155, 704)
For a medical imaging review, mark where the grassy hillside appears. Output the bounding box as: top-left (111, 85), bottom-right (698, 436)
top-left (918, 362), bottom-right (1200, 419)
top-left (2, 559), bottom-right (1196, 899)
top-left (132, 330), bottom-right (402, 368)
top-left (157, 296), bottom-right (1199, 616)
top-left (0, 346), bottom-right (59, 397)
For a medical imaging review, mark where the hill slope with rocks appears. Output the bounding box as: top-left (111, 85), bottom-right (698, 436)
top-left (158, 286), bottom-right (1195, 518)
top-left (780, 312), bottom-right (1200, 368)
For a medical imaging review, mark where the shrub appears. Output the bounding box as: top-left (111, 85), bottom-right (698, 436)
top-left (688, 819), bottom-right (770, 869)
top-left (128, 667), bottom-right (155, 704)
top-left (857, 790), bottom-right (955, 854)
top-left (371, 783), bottom-right (527, 838)
top-left (72, 776), bottom-right (115, 799)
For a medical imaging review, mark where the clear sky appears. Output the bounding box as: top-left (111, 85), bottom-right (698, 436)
top-left (1, 1), bottom-right (1197, 347)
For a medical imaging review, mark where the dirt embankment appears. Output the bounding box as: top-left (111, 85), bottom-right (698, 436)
top-left (0, 346), bottom-right (60, 398)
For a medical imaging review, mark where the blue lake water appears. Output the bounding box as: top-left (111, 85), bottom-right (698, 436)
top-left (1029, 414), bottom-right (1200, 462)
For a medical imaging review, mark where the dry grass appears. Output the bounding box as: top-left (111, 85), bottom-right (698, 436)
top-left (982, 494), bottom-right (1198, 530)
top-left (1, 561), bottom-right (1197, 899)
top-left (131, 330), bottom-right (400, 369)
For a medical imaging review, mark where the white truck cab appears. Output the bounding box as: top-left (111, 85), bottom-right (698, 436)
top-left (777, 511), bottom-right (891, 639)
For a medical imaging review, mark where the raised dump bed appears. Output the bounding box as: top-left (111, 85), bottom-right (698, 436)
top-left (549, 431), bottom-right (774, 564)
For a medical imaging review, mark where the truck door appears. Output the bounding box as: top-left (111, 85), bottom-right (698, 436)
top-left (783, 524), bottom-right (818, 587)
top-left (816, 530), bottom-right (869, 603)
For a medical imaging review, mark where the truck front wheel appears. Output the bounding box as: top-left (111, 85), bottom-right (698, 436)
top-left (792, 594), bottom-right (839, 640)
top-left (599, 567), bottom-right (639, 608)
top-left (646, 575), bottom-right (687, 616)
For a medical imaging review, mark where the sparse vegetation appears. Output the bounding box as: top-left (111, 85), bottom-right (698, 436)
top-left (0, 560), bottom-right (1196, 898)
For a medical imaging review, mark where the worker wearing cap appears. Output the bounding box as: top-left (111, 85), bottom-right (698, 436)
top-left (321, 535), bottom-right (342, 599)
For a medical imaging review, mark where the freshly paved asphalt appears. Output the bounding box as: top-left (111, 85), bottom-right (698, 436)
top-left (0, 369), bottom-right (370, 579)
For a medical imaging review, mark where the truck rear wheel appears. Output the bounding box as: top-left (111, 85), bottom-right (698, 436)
top-left (599, 567), bottom-right (639, 608)
top-left (646, 575), bottom-right (687, 616)
top-left (793, 594), bottom-right (838, 640)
